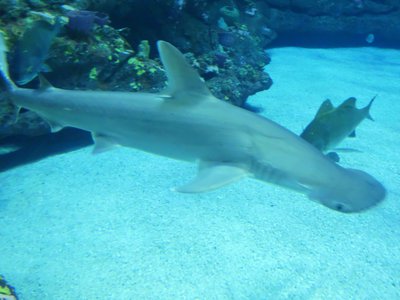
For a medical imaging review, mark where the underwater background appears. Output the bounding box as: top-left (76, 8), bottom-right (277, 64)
top-left (0, 1), bottom-right (399, 299)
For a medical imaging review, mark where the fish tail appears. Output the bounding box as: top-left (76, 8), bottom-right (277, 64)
top-left (0, 31), bottom-right (16, 92)
top-left (366, 95), bottom-right (376, 121)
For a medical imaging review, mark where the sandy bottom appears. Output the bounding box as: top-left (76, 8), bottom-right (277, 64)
top-left (1, 47), bottom-right (399, 299)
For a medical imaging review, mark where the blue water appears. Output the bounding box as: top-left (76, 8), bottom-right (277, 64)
top-left (1, 47), bottom-right (399, 299)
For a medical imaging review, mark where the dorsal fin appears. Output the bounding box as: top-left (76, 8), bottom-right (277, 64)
top-left (315, 99), bottom-right (334, 118)
top-left (157, 41), bottom-right (212, 102)
top-left (339, 97), bottom-right (357, 110)
top-left (38, 74), bottom-right (53, 90)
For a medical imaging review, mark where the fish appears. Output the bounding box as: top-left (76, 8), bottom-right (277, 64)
top-left (0, 34), bottom-right (386, 213)
top-left (9, 18), bottom-right (61, 85)
top-left (300, 97), bottom-right (375, 155)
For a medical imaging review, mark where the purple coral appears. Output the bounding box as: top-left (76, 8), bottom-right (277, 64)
top-left (218, 31), bottom-right (236, 47)
top-left (214, 52), bottom-right (229, 67)
top-left (66, 10), bottom-right (109, 35)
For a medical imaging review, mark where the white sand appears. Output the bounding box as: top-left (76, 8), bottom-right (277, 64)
top-left (0, 47), bottom-right (399, 299)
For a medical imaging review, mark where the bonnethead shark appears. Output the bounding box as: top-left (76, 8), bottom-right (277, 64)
top-left (0, 33), bottom-right (386, 213)
top-left (301, 97), bottom-right (375, 154)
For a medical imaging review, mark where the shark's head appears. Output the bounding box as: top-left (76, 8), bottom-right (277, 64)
top-left (309, 168), bottom-right (386, 213)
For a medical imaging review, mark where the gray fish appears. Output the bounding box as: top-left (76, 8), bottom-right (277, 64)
top-left (300, 97), bottom-right (375, 153)
top-left (10, 18), bottom-right (61, 85)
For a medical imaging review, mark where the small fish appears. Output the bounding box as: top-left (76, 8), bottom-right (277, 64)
top-left (10, 18), bottom-right (61, 85)
top-left (301, 96), bottom-right (375, 154)
top-left (366, 33), bottom-right (375, 44)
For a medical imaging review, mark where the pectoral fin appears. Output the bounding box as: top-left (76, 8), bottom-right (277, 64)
top-left (46, 119), bottom-right (64, 133)
top-left (334, 147), bottom-right (362, 153)
top-left (175, 162), bottom-right (248, 193)
top-left (92, 133), bottom-right (119, 154)
top-left (326, 151), bottom-right (340, 162)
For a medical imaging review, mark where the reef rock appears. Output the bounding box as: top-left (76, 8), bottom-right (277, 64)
top-left (0, 0), bottom-right (273, 138)
top-left (259, 0), bottom-right (400, 46)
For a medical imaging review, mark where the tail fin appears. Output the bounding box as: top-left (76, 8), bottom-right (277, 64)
top-left (365, 95), bottom-right (376, 121)
top-left (0, 31), bottom-right (16, 92)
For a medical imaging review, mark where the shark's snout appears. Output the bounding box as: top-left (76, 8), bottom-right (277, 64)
top-left (309, 168), bottom-right (386, 213)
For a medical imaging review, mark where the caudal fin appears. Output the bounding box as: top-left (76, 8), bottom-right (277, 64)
top-left (0, 31), bottom-right (16, 92)
top-left (365, 95), bottom-right (376, 121)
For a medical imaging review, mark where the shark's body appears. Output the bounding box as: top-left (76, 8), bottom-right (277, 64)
top-left (0, 36), bottom-right (386, 212)
top-left (301, 97), bottom-right (375, 153)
